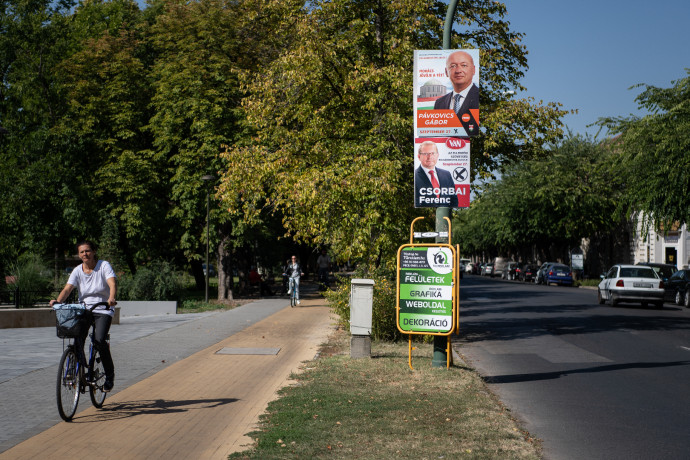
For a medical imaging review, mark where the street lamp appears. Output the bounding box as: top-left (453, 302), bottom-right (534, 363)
top-left (201, 174), bottom-right (214, 303)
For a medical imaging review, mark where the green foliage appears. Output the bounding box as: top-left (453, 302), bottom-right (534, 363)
top-left (219, 0), bottom-right (568, 267)
top-left (118, 260), bottom-right (180, 300)
top-left (454, 136), bottom-right (623, 259)
top-left (8, 253), bottom-right (53, 292)
top-left (0, 0), bottom-right (271, 274)
top-left (7, 253), bottom-right (54, 307)
top-left (597, 71), bottom-right (690, 231)
top-left (0, 0), bottom-right (83, 269)
top-left (326, 265), bottom-right (400, 341)
top-left (0, 0), bottom-right (569, 291)
top-left (98, 213), bottom-right (127, 273)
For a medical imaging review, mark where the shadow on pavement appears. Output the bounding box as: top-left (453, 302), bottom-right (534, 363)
top-left (71, 397), bottom-right (239, 422)
top-left (483, 360), bottom-right (690, 384)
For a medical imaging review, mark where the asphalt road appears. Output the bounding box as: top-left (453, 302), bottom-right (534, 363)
top-left (453, 275), bottom-right (690, 460)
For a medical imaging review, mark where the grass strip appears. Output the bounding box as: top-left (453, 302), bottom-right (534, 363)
top-left (230, 329), bottom-right (540, 459)
top-left (178, 299), bottom-right (252, 314)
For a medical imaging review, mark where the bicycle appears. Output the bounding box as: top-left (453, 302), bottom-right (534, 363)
top-left (317, 268), bottom-right (330, 292)
top-left (288, 277), bottom-right (298, 307)
top-left (54, 301), bottom-right (112, 421)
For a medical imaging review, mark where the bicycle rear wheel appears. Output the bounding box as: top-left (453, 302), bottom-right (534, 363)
top-left (289, 279), bottom-right (296, 307)
top-left (56, 347), bottom-right (80, 421)
top-left (89, 349), bottom-right (107, 408)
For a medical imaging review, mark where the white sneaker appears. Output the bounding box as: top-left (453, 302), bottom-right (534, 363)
top-left (297, 300), bottom-right (301, 305)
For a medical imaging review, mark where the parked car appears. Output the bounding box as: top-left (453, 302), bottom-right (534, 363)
top-left (520, 264), bottom-right (539, 282)
top-left (663, 268), bottom-right (690, 307)
top-left (513, 263), bottom-right (525, 280)
top-left (465, 262), bottom-right (475, 274)
top-left (636, 262), bottom-right (677, 283)
top-left (482, 263), bottom-right (494, 276)
top-left (202, 263), bottom-right (216, 277)
top-left (544, 263), bottom-right (573, 286)
top-left (492, 257), bottom-right (510, 278)
top-left (534, 262), bottom-right (556, 285)
top-left (597, 264), bottom-right (664, 308)
top-left (502, 262), bottom-right (520, 280)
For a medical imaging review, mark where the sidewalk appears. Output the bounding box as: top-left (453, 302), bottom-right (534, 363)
top-left (1, 295), bottom-right (335, 459)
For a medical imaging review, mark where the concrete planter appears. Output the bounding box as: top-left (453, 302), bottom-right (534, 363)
top-left (0, 307), bottom-right (121, 329)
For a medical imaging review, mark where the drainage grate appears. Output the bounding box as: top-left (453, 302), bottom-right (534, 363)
top-left (215, 347), bottom-right (281, 355)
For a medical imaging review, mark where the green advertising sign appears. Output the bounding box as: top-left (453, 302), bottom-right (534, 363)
top-left (397, 245), bottom-right (455, 335)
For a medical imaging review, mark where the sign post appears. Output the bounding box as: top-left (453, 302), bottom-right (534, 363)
top-left (408, 0), bottom-right (469, 367)
top-left (397, 217), bottom-right (458, 369)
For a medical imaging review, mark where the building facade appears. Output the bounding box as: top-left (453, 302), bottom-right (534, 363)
top-left (631, 220), bottom-right (689, 269)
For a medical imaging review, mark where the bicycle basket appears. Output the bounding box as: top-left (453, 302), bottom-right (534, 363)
top-left (54, 304), bottom-right (88, 338)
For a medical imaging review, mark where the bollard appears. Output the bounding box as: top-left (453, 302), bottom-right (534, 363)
top-left (350, 279), bottom-right (374, 358)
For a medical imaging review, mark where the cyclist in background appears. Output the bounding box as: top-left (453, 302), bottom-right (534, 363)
top-left (316, 248), bottom-right (331, 290)
top-left (285, 255), bottom-right (304, 305)
top-left (51, 240), bottom-right (117, 392)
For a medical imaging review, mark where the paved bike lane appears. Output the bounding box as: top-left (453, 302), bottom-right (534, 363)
top-left (0, 290), bottom-right (335, 458)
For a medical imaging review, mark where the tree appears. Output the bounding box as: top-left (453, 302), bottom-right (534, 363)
top-left (56, 0), bottom-right (158, 271)
top-left (218, 0), bottom-right (567, 268)
top-left (454, 136), bottom-right (623, 262)
top-left (147, 0), bottom-right (299, 293)
top-left (0, 0), bottom-right (81, 273)
top-left (598, 71), bottom-right (690, 232)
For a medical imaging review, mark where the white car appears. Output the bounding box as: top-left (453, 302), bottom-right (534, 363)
top-left (598, 264), bottom-right (664, 308)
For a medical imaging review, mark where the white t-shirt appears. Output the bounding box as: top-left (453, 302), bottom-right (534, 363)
top-left (67, 260), bottom-right (117, 316)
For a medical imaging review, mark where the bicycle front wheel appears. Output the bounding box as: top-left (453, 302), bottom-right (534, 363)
top-left (56, 347), bottom-right (80, 421)
top-left (89, 349), bottom-right (107, 408)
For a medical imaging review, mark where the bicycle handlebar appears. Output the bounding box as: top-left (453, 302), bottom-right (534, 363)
top-left (89, 301), bottom-right (114, 312)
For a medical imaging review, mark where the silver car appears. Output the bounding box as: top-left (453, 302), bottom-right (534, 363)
top-left (598, 264), bottom-right (664, 308)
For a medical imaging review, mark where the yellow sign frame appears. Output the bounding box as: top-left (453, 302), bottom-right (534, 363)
top-left (396, 217), bottom-right (460, 369)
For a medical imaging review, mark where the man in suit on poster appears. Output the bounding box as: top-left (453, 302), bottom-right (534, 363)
top-left (433, 50), bottom-right (479, 135)
top-left (414, 141), bottom-right (458, 208)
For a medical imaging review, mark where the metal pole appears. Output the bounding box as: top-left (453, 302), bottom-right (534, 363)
top-left (432, 0), bottom-right (461, 368)
top-left (443, 0), bottom-right (460, 49)
top-left (205, 186), bottom-right (210, 303)
top-left (201, 174), bottom-right (214, 303)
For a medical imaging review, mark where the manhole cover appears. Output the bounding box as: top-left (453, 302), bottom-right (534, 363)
top-left (215, 347), bottom-right (281, 355)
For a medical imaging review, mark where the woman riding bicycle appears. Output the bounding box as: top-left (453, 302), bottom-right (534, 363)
top-left (51, 241), bottom-right (117, 392)
top-left (285, 255), bottom-right (304, 305)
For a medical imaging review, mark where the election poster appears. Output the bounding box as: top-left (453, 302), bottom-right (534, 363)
top-left (413, 137), bottom-right (470, 208)
top-left (413, 49), bottom-right (480, 138)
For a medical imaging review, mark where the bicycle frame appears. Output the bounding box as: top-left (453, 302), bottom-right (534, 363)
top-left (60, 321), bottom-right (103, 386)
top-left (288, 278), bottom-right (299, 307)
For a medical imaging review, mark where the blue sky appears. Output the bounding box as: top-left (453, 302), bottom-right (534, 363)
top-left (501, 0), bottom-right (690, 139)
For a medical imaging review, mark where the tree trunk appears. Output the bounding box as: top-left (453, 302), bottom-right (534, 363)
top-left (190, 259), bottom-right (205, 290)
top-left (217, 235), bottom-right (234, 300)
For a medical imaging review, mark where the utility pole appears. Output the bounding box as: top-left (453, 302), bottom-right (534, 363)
top-left (202, 175), bottom-right (214, 303)
top-left (432, 0), bottom-right (460, 368)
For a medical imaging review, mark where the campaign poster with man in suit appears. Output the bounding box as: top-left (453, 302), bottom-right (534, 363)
top-left (414, 138), bottom-right (470, 208)
top-left (414, 49), bottom-right (480, 138)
